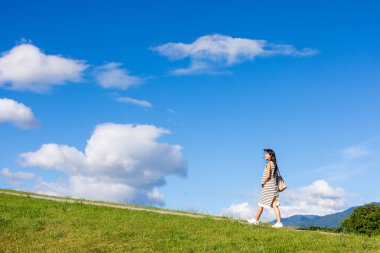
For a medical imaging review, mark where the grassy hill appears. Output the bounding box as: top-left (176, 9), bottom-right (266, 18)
top-left (1, 189), bottom-right (379, 252)
top-left (279, 207), bottom-right (356, 228)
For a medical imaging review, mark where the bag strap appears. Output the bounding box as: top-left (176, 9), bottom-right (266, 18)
top-left (274, 162), bottom-right (282, 178)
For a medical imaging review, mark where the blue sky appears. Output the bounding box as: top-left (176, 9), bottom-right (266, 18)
top-left (1, 0), bottom-right (379, 219)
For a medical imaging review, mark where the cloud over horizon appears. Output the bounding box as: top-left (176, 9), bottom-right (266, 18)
top-left (222, 180), bottom-right (346, 221)
top-left (19, 123), bottom-right (188, 206)
top-left (1, 168), bottom-right (36, 188)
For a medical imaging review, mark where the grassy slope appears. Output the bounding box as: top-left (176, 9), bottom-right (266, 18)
top-left (0, 191), bottom-right (379, 252)
top-left (0, 188), bottom-right (214, 217)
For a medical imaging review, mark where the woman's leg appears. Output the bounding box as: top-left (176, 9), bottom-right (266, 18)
top-left (255, 206), bottom-right (263, 221)
top-left (271, 197), bottom-right (281, 223)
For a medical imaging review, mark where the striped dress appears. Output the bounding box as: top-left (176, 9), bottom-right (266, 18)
top-left (258, 161), bottom-right (279, 209)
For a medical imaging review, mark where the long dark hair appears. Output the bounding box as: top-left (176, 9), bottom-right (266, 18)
top-left (264, 148), bottom-right (278, 179)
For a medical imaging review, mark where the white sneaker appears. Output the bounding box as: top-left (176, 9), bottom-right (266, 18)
top-left (247, 218), bottom-right (259, 225)
top-left (272, 222), bottom-right (283, 228)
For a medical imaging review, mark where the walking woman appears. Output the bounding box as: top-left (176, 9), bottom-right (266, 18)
top-left (247, 149), bottom-right (283, 228)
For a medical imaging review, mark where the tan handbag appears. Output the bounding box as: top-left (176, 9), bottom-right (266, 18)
top-left (277, 169), bottom-right (287, 192)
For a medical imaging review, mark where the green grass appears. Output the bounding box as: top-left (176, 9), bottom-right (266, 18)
top-left (0, 191), bottom-right (379, 252)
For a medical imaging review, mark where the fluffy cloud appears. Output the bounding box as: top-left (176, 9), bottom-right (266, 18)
top-left (221, 202), bottom-right (276, 221)
top-left (0, 98), bottom-right (39, 129)
top-left (115, 97), bottom-right (152, 108)
top-left (280, 180), bottom-right (346, 217)
top-left (221, 202), bottom-right (256, 220)
top-left (0, 44), bottom-right (88, 92)
top-left (94, 62), bottom-right (144, 90)
top-left (222, 180), bottom-right (346, 221)
top-left (151, 34), bottom-right (318, 75)
top-left (20, 123), bottom-right (188, 206)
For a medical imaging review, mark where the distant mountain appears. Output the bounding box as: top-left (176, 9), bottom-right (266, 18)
top-left (275, 202), bottom-right (380, 228)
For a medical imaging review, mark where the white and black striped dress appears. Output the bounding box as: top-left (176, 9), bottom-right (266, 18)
top-left (258, 161), bottom-right (279, 209)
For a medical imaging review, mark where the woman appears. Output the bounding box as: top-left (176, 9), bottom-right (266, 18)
top-left (247, 149), bottom-right (283, 228)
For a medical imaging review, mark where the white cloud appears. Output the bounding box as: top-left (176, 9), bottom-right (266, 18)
top-left (115, 97), bottom-right (152, 108)
top-left (280, 180), bottom-right (346, 217)
top-left (0, 44), bottom-right (88, 92)
top-left (0, 98), bottom-right (39, 129)
top-left (1, 168), bottom-right (35, 180)
top-left (341, 145), bottom-right (373, 159)
top-left (94, 62), bottom-right (143, 90)
top-left (20, 123), bottom-right (188, 206)
top-left (221, 180), bottom-right (346, 221)
top-left (1, 168), bottom-right (35, 187)
top-left (151, 34), bottom-right (318, 75)
top-left (221, 202), bottom-right (275, 221)
top-left (221, 202), bottom-right (255, 220)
